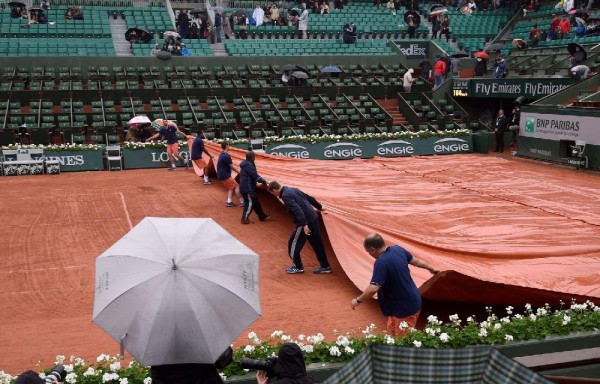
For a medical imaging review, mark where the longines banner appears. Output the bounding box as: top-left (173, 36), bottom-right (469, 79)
top-left (45, 150), bottom-right (104, 172)
top-left (453, 78), bottom-right (575, 99)
top-left (520, 112), bottom-right (600, 145)
top-left (123, 148), bottom-right (191, 169)
top-left (265, 136), bottom-right (473, 160)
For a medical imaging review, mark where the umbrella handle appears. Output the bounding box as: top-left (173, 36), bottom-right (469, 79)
top-left (120, 334), bottom-right (127, 360)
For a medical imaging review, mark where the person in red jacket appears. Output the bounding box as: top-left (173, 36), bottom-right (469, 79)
top-left (549, 14), bottom-right (560, 40)
top-left (433, 55), bottom-right (446, 90)
top-left (559, 15), bottom-right (571, 39)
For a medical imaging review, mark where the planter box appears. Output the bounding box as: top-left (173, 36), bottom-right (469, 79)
top-left (45, 150), bottom-right (104, 172)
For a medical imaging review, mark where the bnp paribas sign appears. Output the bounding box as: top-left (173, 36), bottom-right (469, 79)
top-left (520, 112), bottom-right (600, 145)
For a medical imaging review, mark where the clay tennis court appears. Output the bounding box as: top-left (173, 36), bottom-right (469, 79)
top-left (2, 148), bottom-right (599, 374)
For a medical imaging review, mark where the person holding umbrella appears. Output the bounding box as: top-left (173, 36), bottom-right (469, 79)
top-left (146, 119), bottom-right (189, 171)
top-left (474, 51), bottom-right (489, 76)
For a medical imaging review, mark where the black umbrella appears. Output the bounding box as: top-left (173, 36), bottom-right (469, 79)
top-left (294, 64), bottom-right (309, 74)
top-left (125, 28), bottom-right (153, 43)
top-left (8, 1), bottom-right (25, 6)
top-left (404, 10), bottom-right (420, 24)
top-left (289, 8), bottom-right (300, 16)
top-left (190, 8), bottom-right (207, 14)
top-left (29, 7), bottom-right (43, 12)
top-left (451, 50), bottom-right (469, 58)
top-left (232, 9), bottom-right (248, 18)
top-left (281, 64), bottom-right (298, 72)
top-left (485, 43), bottom-right (504, 52)
top-left (156, 51), bottom-right (172, 60)
top-left (568, 42), bottom-right (587, 60)
top-left (290, 71), bottom-right (309, 79)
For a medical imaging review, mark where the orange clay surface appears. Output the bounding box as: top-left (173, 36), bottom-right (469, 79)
top-left (1, 146), bottom-right (599, 374)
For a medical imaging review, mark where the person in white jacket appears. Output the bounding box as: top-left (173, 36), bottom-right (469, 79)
top-left (403, 68), bottom-right (415, 93)
top-left (252, 5), bottom-right (264, 26)
top-left (298, 3), bottom-right (309, 39)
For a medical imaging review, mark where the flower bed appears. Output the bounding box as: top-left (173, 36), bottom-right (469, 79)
top-left (1, 301), bottom-right (598, 383)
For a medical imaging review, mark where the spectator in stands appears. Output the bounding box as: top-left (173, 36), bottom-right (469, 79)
top-left (320, 1), bottom-right (330, 14)
top-left (222, 12), bottom-right (232, 39)
top-left (386, 0), bottom-right (397, 15)
top-left (335, 0), bottom-right (344, 9)
top-left (431, 15), bottom-right (440, 39)
top-left (419, 55), bottom-right (432, 80)
top-left (529, 24), bottom-right (540, 47)
top-left (214, 12), bottom-right (223, 43)
top-left (575, 17), bottom-right (586, 37)
top-left (571, 64), bottom-right (590, 80)
top-left (474, 57), bottom-right (488, 76)
top-left (72, 6), bottom-right (83, 20)
top-left (508, 107), bottom-right (520, 147)
top-left (10, 5), bottom-right (21, 18)
top-left (559, 15), bottom-right (571, 39)
top-left (374, 0), bottom-right (382, 7)
top-left (548, 14), bottom-right (560, 40)
top-left (467, 0), bottom-right (477, 10)
top-left (587, 19), bottom-right (600, 36)
top-left (342, 22), bottom-right (357, 43)
top-left (570, 45), bottom-right (585, 68)
top-left (270, 4), bottom-right (280, 25)
top-left (37, 12), bottom-right (48, 24)
top-left (189, 22), bottom-right (199, 39)
top-left (493, 56), bottom-right (508, 78)
top-left (440, 15), bottom-right (450, 42)
top-left (65, 7), bottom-right (74, 19)
top-left (298, 3), bottom-right (309, 39)
top-left (255, 343), bottom-right (320, 384)
top-left (41, 0), bottom-right (50, 10)
top-left (253, 4), bottom-right (265, 26)
top-left (125, 124), bottom-right (142, 142)
top-left (177, 10), bottom-right (189, 39)
top-left (433, 55), bottom-right (446, 90)
top-left (494, 108), bottom-right (508, 152)
top-left (407, 14), bottom-right (417, 38)
top-left (403, 68), bottom-right (415, 92)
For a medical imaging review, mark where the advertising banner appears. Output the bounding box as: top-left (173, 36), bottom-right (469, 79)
top-left (45, 150), bottom-right (104, 172)
top-left (452, 78), bottom-right (575, 99)
top-left (265, 136), bottom-right (473, 160)
top-left (516, 136), bottom-right (561, 161)
top-left (395, 41), bottom-right (428, 57)
top-left (123, 148), bottom-right (191, 169)
top-left (520, 112), bottom-right (600, 145)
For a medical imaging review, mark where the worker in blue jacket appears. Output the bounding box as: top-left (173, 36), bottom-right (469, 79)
top-left (239, 151), bottom-right (270, 224)
top-left (267, 180), bottom-right (332, 275)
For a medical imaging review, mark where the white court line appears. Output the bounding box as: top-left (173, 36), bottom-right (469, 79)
top-left (119, 192), bottom-right (133, 229)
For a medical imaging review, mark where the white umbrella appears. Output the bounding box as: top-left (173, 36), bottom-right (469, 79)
top-left (127, 115), bottom-right (151, 125)
top-left (164, 31), bottom-right (181, 39)
top-left (92, 217), bottom-right (261, 366)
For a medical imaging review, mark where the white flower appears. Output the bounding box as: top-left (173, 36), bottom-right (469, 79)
top-left (425, 327), bottom-right (437, 336)
top-left (110, 361), bottom-right (121, 372)
top-left (65, 373), bottom-right (77, 384)
top-left (102, 372), bottom-right (119, 382)
top-left (97, 354), bottom-right (110, 363)
top-left (399, 321), bottom-right (409, 329)
top-left (63, 364), bottom-right (74, 373)
top-left (500, 317), bottom-right (511, 324)
top-left (270, 330), bottom-right (282, 338)
top-left (143, 378), bottom-right (152, 384)
top-left (480, 321), bottom-right (489, 329)
top-left (439, 333), bottom-right (450, 343)
top-left (329, 346), bottom-right (341, 357)
top-left (467, 316), bottom-right (475, 323)
top-left (514, 314), bottom-right (523, 319)
top-left (449, 314), bottom-right (459, 322)
top-left (505, 334), bottom-right (514, 341)
top-left (301, 344), bottom-right (314, 353)
top-left (83, 368), bottom-right (95, 377)
top-left (281, 335), bottom-right (291, 342)
top-left (129, 361), bottom-right (136, 368)
top-left (562, 315), bottom-right (571, 325)
top-left (344, 346), bottom-right (355, 355)
top-left (536, 308), bottom-right (547, 316)
top-left (73, 358), bottom-right (85, 367)
top-left (119, 378), bottom-right (129, 384)
top-left (529, 314), bottom-right (537, 321)
top-left (479, 328), bottom-right (488, 337)
top-left (55, 355), bottom-right (66, 364)
top-left (413, 340), bottom-right (422, 348)
top-left (385, 335), bottom-right (395, 345)
top-left (298, 334), bottom-right (305, 341)
top-left (243, 345), bottom-right (255, 353)
top-left (506, 306), bottom-right (513, 314)
top-left (525, 303), bottom-right (532, 310)
top-left (336, 336), bottom-right (350, 347)
top-left (494, 323), bottom-right (502, 330)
